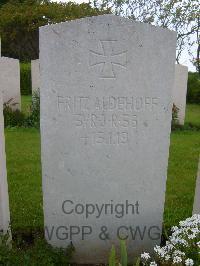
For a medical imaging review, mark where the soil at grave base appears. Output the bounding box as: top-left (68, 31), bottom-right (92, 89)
top-left (11, 226), bottom-right (168, 264)
top-left (12, 231), bottom-right (167, 247)
top-left (71, 264), bottom-right (105, 266)
top-left (12, 228), bottom-right (44, 248)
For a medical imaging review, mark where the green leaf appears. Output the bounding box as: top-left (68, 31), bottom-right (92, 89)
top-left (109, 245), bottom-right (116, 266)
top-left (120, 240), bottom-right (127, 266)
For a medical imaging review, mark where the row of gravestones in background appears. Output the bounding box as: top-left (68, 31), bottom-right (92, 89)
top-left (0, 52), bottom-right (188, 126)
top-left (0, 15), bottom-right (198, 263)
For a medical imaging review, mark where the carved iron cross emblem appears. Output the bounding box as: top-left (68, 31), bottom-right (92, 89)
top-left (89, 40), bottom-right (127, 79)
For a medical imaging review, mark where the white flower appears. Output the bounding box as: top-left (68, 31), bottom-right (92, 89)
top-left (190, 227), bottom-right (199, 234)
top-left (185, 258), bottom-right (194, 266)
top-left (154, 245), bottom-right (166, 258)
top-left (164, 254), bottom-right (170, 261)
top-left (150, 262), bottom-right (157, 266)
top-left (188, 234), bottom-right (196, 239)
top-left (179, 220), bottom-right (187, 227)
top-left (170, 236), bottom-right (188, 247)
top-left (173, 256), bottom-right (182, 264)
top-left (165, 242), bottom-right (175, 251)
top-left (140, 215), bottom-right (200, 266)
top-left (171, 226), bottom-right (179, 232)
top-left (173, 250), bottom-right (185, 257)
top-left (141, 252), bottom-right (150, 260)
top-left (153, 245), bottom-right (160, 252)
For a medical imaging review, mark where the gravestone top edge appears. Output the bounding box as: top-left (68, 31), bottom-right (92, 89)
top-left (39, 14), bottom-right (177, 37)
top-left (175, 63), bottom-right (188, 69)
top-left (0, 56), bottom-right (20, 62)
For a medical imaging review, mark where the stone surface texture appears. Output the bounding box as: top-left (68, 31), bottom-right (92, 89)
top-left (31, 59), bottom-right (40, 93)
top-left (193, 158), bottom-right (200, 214)
top-left (0, 90), bottom-right (10, 234)
top-left (0, 57), bottom-right (21, 110)
top-left (172, 64), bottom-right (188, 125)
top-left (40, 15), bottom-right (176, 263)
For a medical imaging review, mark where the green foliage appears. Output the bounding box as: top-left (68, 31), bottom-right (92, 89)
top-left (135, 257), bottom-right (141, 266)
top-left (3, 102), bottom-right (26, 128)
top-left (5, 127), bottom-right (42, 231)
top-left (187, 72), bottom-right (200, 104)
top-left (0, 0), bottom-right (9, 7)
top-left (120, 240), bottom-right (127, 266)
top-left (164, 130), bottom-right (200, 229)
top-left (94, 0), bottom-right (199, 65)
top-left (21, 95), bottom-right (32, 115)
top-left (0, 1), bottom-right (110, 60)
top-left (171, 103), bottom-right (180, 130)
top-left (109, 245), bottom-right (116, 266)
top-left (20, 62), bottom-right (31, 95)
top-left (108, 241), bottom-right (127, 266)
top-left (3, 92), bottom-right (40, 128)
top-left (26, 90), bottom-right (40, 128)
top-left (171, 104), bottom-right (200, 131)
top-left (185, 104), bottom-right (200, 128)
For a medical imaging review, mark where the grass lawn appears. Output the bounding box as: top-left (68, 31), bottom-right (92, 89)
top-left (185, 104), bottom-right (200, 128)
top-left (5, 128), bottom-right (200, 233)
top-left (4, 99), bottom-right (200, 233)
top-left (0, 96), bottom-right (200, 266)
top-left (2, 98), bottom-right (200, 264)
top-left (164, 130), bottom-right (200, 228)
top-left (21, 95), bottom-right (32, 115)
top-left (5, 128), bottom-right (43, 232)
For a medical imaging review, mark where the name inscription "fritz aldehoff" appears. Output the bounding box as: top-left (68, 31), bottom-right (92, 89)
top-left (56, 94), bottom-right (160, 145)
top-left (57, 95), bottom-right (159, 113)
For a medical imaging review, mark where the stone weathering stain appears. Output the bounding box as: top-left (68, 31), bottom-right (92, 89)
top-left (40, 15), bottom-right (176, 263)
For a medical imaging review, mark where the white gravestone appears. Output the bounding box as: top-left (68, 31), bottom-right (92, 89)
top-left (172, 64), bottom-right (188, 125)
top-left (193, 157), bottom-right (200, 214)
top-left (31, 59), bottom-right (40, 94)
top-left (0, 90), bottom-right (10, 235)
top-left (0, 57), bottom-right (21, 110)
top-left (40, 15), bottom-right (176, 263)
